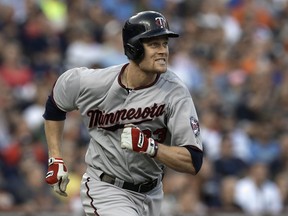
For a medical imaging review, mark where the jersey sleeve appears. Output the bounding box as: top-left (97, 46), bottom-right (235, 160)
top-left (52, 68), bottom-right (82, 112)
top-left (167, 96), bottom-right (203, 151)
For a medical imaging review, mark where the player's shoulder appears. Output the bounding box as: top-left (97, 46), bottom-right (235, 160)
top-left (63, 64), bottom-right (125, 77)
top-left (58, 64), bottom-right (125, 84)
top-left (161, 68), bottom-right (185, 84)
top-left (160, 68), bottom-right (190, 94)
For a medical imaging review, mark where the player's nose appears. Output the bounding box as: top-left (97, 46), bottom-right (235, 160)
top-left (158, 44), bottom-right (168, 54)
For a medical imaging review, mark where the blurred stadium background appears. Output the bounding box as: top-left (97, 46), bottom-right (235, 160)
top-left (0, 0), bottom-right (288, 215)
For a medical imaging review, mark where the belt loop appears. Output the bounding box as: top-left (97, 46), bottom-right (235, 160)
top-left (157, 176), bottom-right (162, 185)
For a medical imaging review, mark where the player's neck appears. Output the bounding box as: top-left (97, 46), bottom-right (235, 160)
top-left (124, 63), bottom-right (157, 89)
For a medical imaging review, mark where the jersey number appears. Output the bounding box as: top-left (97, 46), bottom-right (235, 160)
top-left (142, 128), bottom-right (167, 143)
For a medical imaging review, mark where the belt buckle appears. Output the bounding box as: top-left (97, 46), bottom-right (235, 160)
top-left (138, 179), bottom-right (157, 193)
top-left (101, 173), bottom-right (115, 185)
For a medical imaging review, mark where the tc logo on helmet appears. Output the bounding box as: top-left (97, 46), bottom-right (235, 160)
top-left (155, 17), bottom-right (167, 28)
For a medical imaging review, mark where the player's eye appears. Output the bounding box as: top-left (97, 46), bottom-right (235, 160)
top-left (163, 41), bottom-right (168, 47)
top-left (149, 42), bottom-right (159, 48)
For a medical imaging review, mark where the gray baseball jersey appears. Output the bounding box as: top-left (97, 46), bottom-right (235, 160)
top-left (52, 63), bottom-right (202, 184)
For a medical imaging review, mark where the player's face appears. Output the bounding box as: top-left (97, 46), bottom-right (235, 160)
top-left (139, 36), bottom-right (169, 74)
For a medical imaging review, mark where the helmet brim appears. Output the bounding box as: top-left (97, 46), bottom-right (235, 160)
top-left (139, 29), bottom-right (179, 40)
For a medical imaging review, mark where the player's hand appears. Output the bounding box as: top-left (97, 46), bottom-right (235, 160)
top-left (121, 124), bottom-right (158, 157)
top-left (46, 157), bottom-right (69, 197)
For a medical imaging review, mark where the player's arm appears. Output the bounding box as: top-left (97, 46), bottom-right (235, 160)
top-left (44, 119), bottom-right (65, 158)
top-left (43, 95), bottom-right (69, 196)
top-left (155, 144), bottom-right (202, 175)
top-left (43, 68), bottom-right (81, 196)
top-left (43, 95), bottom-right (67, 158)
top-left (121, 96), bottom-right (203, 175)
top-left (121, 126), bottom-right (203, 175)
top-left (156, 96), bottom-right (203, 175)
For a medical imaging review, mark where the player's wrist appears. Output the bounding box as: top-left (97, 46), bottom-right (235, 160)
top-left (48, 157), bottom-right (64, 166)
top-left (148, 138), bottom-right (158, 158)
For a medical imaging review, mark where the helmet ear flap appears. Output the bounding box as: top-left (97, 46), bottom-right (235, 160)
top-left (124, 41), bottom-right (144, 61)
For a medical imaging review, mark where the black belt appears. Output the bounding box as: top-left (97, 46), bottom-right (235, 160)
top-left (100, 173), bottom-right (158, 193)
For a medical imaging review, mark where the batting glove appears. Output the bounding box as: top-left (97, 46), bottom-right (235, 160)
top-left (121, 125), bottom-right (158, 157)
top-left (46, 157), bottom-right (69, 197)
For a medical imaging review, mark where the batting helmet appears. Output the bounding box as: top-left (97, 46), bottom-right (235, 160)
top-left (122, 11), bottom-right (179, 61)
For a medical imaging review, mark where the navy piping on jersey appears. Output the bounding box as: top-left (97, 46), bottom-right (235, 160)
top-left (85, 177), bottom-right (100, 216)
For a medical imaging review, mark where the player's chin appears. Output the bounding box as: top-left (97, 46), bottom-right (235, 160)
top-left (154, 64), bottom-right (167, 73)
top-left (158, 67), bottom-right (168, 74)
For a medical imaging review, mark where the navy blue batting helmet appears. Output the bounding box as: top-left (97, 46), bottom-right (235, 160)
top-left (122, 11), bottom-right (179, 61)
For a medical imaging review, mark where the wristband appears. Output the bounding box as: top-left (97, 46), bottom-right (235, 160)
top-left (151, 140), bottom-right (159, 158)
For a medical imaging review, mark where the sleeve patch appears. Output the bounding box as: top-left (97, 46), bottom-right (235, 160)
top-left (190, 117), bottom-right (200, 137)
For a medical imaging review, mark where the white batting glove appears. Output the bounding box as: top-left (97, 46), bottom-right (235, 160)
top-left (121, 125), bottom-right (158, 157)
top-left (46, 157), bottom-right (70, 197)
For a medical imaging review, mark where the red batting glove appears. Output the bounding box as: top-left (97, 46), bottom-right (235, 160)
top-left (46, 157), bottom-right (69, 197)
top-left (121, 125), bottom-right (158, 157)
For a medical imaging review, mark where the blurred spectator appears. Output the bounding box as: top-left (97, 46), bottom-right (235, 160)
top-left (0, 0), bottom-right (29, 24)
top-left (274, 71), bottom-right (288, 132)
top-left (0, 40), bottom-right (36, 114)
top-left (248, 121), bottom-right (280, 165)
top-left (17, 157), bottom-right (57, 212)
top-left (176, 186), bottom-right (207, 216)
top-left (161, 169), bottom-right (190, 216)
top-left (197, 157), bottom-right (220, 208)
top-left (234, 162), bottom-right (283, 215)
top-left (22, 82), bottom-right (47, 132)
top-left (0, 163), bottom-right (14, 211)
top-left (0, 41), bottom-right (32, 88)
top-left (274, 171), bottom-right (288, 213)
top-left (221, 115), bottom-right (252, 163)
top-left (199, 109), bottom-right (223, 161)
top-left (217, 176), bottom-right (242, 213)
top-left (18, 3), bottom-right (58, 60)
top-left (0, 188), bottom-right (14, 211)
top-left (64, 23), bottom-right (103, 69)
top-left (270, 133), bottom-right (288, 178)
top-left (214, 134), bottom-right (247, 178)
top-left (97, 19), bottom-right (128, 67)
top-left (99, 0), bottom-right (135, 21)
top-left (161, 168), bottom-right (207, 216)
top-left (0, 78), bottom-right (14, 150)
top-left (170, 33), bottom-right (205, 94)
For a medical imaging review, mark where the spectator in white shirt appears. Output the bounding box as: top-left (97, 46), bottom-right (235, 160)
top-left (234, 162), bottom-right (283, 215)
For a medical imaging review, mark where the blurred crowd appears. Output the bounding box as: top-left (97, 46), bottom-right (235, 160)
top-left (0, 0), bottom-right (288, 215)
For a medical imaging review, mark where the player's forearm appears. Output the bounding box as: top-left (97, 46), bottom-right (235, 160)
top-left (155, 144), bottom-right (196, 175)
top-left (44, 120), bottom-right (65, 158)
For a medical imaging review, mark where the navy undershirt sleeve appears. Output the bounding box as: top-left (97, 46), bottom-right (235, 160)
top-left (184, 145), bottom-right (203, 174)
top-left (43, 95), bottom-right (67, 121)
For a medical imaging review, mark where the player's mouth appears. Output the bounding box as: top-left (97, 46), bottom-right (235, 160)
top-left (155, 58), bottom-right (166, 65)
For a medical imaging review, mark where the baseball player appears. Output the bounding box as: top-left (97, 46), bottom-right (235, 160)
top-left (43, 11), bottom-right (203, 216)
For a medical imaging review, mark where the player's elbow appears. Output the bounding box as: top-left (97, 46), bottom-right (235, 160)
top-left (183, 164), bottom-right (200, 175)
top-left (192, 156), bottom-right (203, 175)
top-left (180, 160), bottom-right (202, 175)
top-left (190, 165), bottom-right (201, 175)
